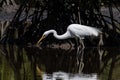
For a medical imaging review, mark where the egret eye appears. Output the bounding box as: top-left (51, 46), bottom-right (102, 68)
top-left (42, 35), bottom-right (46, 39)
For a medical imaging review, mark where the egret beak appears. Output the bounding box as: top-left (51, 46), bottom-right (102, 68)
top-left (37, 35), bottom-right (45, 45)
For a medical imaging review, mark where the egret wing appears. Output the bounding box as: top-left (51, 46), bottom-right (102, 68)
top-left (68, 24), bottom-right (100, 37)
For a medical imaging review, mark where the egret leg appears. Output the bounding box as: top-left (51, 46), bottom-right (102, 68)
top-left (75, 38), bottom-right (81, 54)
top-left (97, 34), bottom-right (103, 58)
top-left (78, 59), bottom-right (84, 73)
top-left (98, 47), bottom-right (104, 63)
top-left (76, 47), bottom-right (84, 73)
top-left (98, 33), bottom-right (104, 47)
top-left (75, 37), bottom-right (85, 54)
top-left (75, 37), bottom-right (85, 73)
top-left (79, 38), bottom-right (85, 49)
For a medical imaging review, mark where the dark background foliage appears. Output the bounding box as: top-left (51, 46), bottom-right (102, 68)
top-left (0, 0), bottom-right (120, 46)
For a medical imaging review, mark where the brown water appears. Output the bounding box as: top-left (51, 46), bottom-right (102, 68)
top-left (0, 45), bottom-right (120, 80)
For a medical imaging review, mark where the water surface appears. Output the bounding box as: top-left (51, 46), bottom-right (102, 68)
top-left (0, 45), bottom-right (120, 80)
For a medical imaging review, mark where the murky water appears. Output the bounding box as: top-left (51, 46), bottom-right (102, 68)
top-left (0, 45), bottom-right (120, 80)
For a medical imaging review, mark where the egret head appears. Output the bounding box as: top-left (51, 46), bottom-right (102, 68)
top-left (43, 30), bottom-right (52, 37)
top-left (37, 30), bottom-right (54, 45)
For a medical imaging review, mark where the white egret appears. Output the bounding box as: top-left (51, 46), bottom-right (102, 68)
top-left (37, 24), bottom-right (102, 48)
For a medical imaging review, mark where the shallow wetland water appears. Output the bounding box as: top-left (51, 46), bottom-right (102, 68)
top-left (0, 45), bottom-right (120, 80)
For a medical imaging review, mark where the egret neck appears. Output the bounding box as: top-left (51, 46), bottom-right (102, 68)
top-left (46, 30), bottom-right (71, 40)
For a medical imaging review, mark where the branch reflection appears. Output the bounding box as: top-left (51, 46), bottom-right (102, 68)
top-left (0, 45), bottom-right (120, 80)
